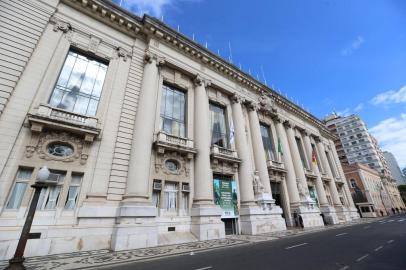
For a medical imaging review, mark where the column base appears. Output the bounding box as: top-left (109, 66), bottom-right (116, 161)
top-left (334, 206), bottom-right (354, 223)
top-left (239, 203), bottom-right (286, 235)
top-left (320, 206), bottom-right (340, 225)
top-left (291, 203), bottom-right (324, 228)
top-left (111, 202), bottom-right (158, 251)
top-left (190, 204), bottom-right (225, 240)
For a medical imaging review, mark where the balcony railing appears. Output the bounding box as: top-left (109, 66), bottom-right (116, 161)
top-left (27, 103), bottom-right (101, 136)
top-left (210, 145), bottom-right (241, 164)
top-left (154, 131), bottom-right (196, 156)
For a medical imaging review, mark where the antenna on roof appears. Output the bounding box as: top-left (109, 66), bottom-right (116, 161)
top-left (119, 0), bottom-right (123, 6)
top-left (256, 74), bottom-right (260, 80)
top-left (192, 33), bottom-right (195, 41)
top-left (217, 49), bottom-right (220, 56)
top-left (239, 63), bottom-right (242, 70)
top-left (248, 68), bottom-right (252, 75)
top-left (260, 65), bottom-right (267, 86)
top-left (205, 42), bottom-right (208, 49)
top-left (228, 42), bottom-right (233, 63)
top-left (161, 15), bottom-right (164, 21)
top-left (177, 25), bottom-right (180, 32)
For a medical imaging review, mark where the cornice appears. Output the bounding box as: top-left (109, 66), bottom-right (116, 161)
top-left (61, 0), bottom-right (335, 140)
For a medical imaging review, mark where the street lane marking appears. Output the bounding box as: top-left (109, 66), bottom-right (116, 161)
top-left (285, 243), bottom-right (308, 249)
top-left (339, 266), bottom-right (350, 270)
top-left (374, 246), bottom-right (383, 252)
top-left (398, 219), bottom-right (405, 222)
top-left (336, 233), bottom-right (348, 237)
top-left (363, 226), bottom-right (370, 229)
top-left (194, 267), bottom-right (212, 270)
top-left (388, 220), bottom-right (395, 223)
top-left (387, 240), bottom-right (394, 244)
top-left (356, 254), bottom-right (369, 262)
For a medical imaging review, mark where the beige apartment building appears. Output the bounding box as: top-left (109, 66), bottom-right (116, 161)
top-left (0, 0), bottom-right (359, 259)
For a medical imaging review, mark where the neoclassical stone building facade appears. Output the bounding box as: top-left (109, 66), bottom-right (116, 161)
top-left (0, 0), bottom-right (359, 259)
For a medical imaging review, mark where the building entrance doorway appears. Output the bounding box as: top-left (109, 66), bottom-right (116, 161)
top-left (222, 218), bottom-right (238, 235)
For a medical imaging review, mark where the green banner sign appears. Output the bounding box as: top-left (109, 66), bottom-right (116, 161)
top-left (213, 178), bottom-right (238, 218)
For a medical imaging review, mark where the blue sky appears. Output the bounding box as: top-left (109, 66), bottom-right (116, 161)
top-left (114, 0), bottom-right (406, 168)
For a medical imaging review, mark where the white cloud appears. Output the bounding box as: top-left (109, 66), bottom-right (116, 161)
top-left (336, 108), bottom-right (351, 117)
top-left (370, 85), bottom-right (406, 105)
top-left (369, 114), bottom-right (406, 168)
top-left (119, 0), bottom-right (200, 17)
top-left (354, 103), bottom-right (364, 112)
top-left (341, 35), bottom-right (365, 56)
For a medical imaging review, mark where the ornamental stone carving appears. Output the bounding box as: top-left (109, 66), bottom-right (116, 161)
top-left (258, 92), bottom-right (276, 114)
top-left (51, 17), bottom-right (72, 33)
top-left (253, 171), bottom-right (265, 195)
top-left (25, 131), bottom-right (89, 164)
top-left (88, 36), bottom-right (101, 54)
top-left (154, 151), bottom-right (191, 177)
top-left (116, 47), bottom-right (131, 61)
top-left (230, 93), bottom-right (243, 104)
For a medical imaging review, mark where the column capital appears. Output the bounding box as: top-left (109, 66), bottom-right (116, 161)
top-left (144, 50), bottom-right (165, 66)
top-left (193, 74), bottom-right (211, 87)
top-left (246, 100), bottom-right (260, 112)
top-left (231, 93), bottom-right (244, 104)
top-left (283, 119), bottom-right (293, 128)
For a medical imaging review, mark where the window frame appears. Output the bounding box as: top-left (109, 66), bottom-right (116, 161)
top-left (259, 123), bottom-right (276, 161)
top-left (5, 167), bottom-right (35, 210)
top-left (209, 102), bottom-right (230, 149)
top-left (159, 84), bottom-right (187, 138)
top-left (48, 48), bottom-right (109, 116)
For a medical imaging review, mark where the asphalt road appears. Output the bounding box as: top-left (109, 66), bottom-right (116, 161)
top-left (107, 214), bottom-right (406, 270)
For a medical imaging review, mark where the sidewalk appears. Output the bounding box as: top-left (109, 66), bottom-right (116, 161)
top-left (0, 218), bottom-right (378, 270)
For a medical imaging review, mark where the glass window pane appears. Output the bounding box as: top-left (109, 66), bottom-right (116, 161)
top-left (67, 57), bottom-right (88, 90)
top-left (6, 183), bottom-right (28, 209)
top-left (165, 89), bottom-right (174, 117)
top-left (73, 95), bottom-right (89, 115)
top-left (80, 61), bottom-right (99, 95)
top-left (49, 88), bottom-right (65, 108)
top-left (160, 87), bottom-right (167, 116)
top-left (16, 168), bottom-right (33, 180)
top-left (91, 65), bottom-right (107, 98)
top-left (65, 186), bottom-right (80, 210)
top-left (58, 89), bottom-right (78, 112)
top-left (87, 98), bottom-right (98, 116)
top-left (56, 53), bottom-right (76, 88)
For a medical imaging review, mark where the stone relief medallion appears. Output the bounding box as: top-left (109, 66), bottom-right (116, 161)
top-left (155, 151), bottom-right (190, 177)
top-left (25, 131), bottom-right (87, 164)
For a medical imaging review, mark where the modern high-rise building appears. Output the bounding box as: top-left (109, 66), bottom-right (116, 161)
top-left (383, 151), bottom-right (406, 186)
top-left (324, 114), bottom-right (405, 214)
top-left (324, 114), bottom-right (383, 170)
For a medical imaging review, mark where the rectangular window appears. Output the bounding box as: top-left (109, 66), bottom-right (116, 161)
top-left (210, 103), bottom-right (229, 148)
top-left (164, 182), bottom-right (178, 211)
top-left (48, 50), bottom-right (108, 116)
top-left (260, 123), bottom-right (275, 161)
top-left (6, 168), bottom-right (33, 209)
top-left (160, 85), bottom-right (186, 137)
top-left (37, 171), bottom-right (66, 210)
top-left (64, 173), bottom-right (83, 210)
top-left (295, 137), bottom-right (308, 168)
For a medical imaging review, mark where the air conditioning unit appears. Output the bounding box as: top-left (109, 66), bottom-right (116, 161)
top-left (182, 184), bottom-right (190, 192)
top-left (47, 173), bottom-right (60, 182)
top-left (153, 182), bottom-right (162, 190)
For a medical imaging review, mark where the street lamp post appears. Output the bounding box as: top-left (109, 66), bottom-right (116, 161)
top-left (6, 166), bottom-right (54, 270)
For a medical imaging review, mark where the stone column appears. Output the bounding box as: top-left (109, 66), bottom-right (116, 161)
top-left (280, 177), bottom-right (293, 226)
top-left (124, 51), bottom-right (162, 202)
top-left (112, 50), bottom-right (162, 251)
top-left (231, 95), bottom-right (286, 234)
top-left (247, 102), bottom-right (273, 202)
top-left (316, 141), bottom-right (342, 207)
top-left (302, 134), bottom-right (329, 207)
top-left (192, 76), bottom-right (215, 205)
top-left (190, 75), bottom-right (224, 240)
top-left (285, 124), bottom-right (309, 199)
top-left (231, 95), bottom-right (256, 206)
top-left (274, 119), bottom-right (300, 207)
